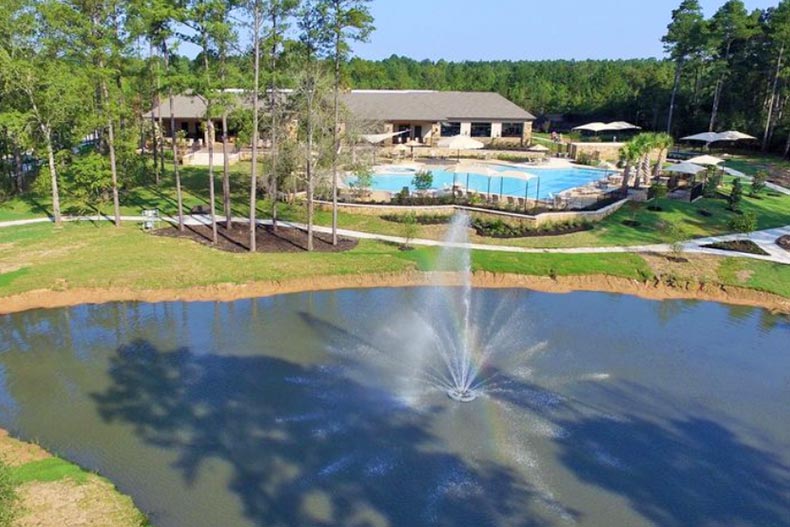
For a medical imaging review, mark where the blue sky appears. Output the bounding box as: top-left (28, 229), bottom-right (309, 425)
top-left (351, 0), bottom-right (778, 61)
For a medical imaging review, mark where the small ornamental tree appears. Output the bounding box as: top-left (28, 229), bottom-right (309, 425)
top-left (401, 211), bottom-right (417, 249)
top-left (729, 211), bottom-right (758, 233)
top-left (650, 182), bottom-right (668, 210)
top-left (352, 165), bottom-right (373, 199)
top-left (750, 171), bottom-right (767, 196)
top-left (729, 178), bottom-right (743, 210)
top-left (412, 170), bottom-right (433, 192)
top-left (704, 170), bottom-right (723, 198)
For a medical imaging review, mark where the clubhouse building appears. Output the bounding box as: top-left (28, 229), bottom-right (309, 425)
top-left (147, 89), bottom-right (535, 148)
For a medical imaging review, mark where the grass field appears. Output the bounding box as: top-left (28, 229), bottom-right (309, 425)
top-left (1, 221), bottom-right (788, 302)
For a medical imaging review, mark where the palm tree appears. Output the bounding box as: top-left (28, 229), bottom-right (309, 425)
top-left (619, 140), bottom-right (642, 196)
top-left (651, 133), bottom-right (674, 181)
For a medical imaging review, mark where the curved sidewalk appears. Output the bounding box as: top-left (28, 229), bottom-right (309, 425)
top-left (1, 214), bottom-right (788, 265)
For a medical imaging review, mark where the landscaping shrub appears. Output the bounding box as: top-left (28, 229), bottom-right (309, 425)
top-left (381, 213), bottom-right (452, 225)
top-left (729, 210), bottom-right (757, 233)
top-left (471, 217), bottom-right (592, 238)
top-left (0, 461), bottom-right (16, 527)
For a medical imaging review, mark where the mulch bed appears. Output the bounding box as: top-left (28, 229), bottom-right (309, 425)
top-left (702, 240), bottom-right (769, 256)
top-left (777, 235), bottom-right (790, 252)
top-left (154, 222), bottom-right (358, 253)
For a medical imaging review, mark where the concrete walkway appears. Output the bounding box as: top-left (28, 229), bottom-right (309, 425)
top-left (1, 214), bottom-right (788, 265)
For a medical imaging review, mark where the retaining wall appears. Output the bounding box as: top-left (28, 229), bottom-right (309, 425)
top-left (315, 198), bottom-right (628, 227)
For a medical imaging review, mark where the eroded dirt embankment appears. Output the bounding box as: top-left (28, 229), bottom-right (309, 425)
top-left (1, 271), bottom-right (788, 315)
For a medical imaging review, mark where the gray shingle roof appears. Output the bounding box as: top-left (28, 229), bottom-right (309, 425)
top-left (147, 95), bottom-right (207, 120)
top-left (340, 91), bottom-right (535, 122)
top-left (147, 90), bottom-right (535, 122)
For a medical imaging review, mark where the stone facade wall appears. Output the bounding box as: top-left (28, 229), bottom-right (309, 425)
top-left (315, 198), bottom-right (627, 227)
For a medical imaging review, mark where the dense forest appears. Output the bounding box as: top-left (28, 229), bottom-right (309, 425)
top-left (2, 0), bottom-right (790, 250)
top-left (346, 57), bottom-right (675, 131)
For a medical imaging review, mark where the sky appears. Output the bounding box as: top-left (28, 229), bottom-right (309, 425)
top-left (351, 0), bottom-right (778, 62)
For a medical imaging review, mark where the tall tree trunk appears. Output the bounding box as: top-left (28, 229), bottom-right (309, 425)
top-left (222, 112), bottom-right (231, 229)
top-left (163, 42), bottom-right (184, 232)
top-left (709, 42), bottom-right (732, 133)
top-left (763, 45), bottom-right (785, 152)
top-left (44, 128), bottom-right (61, 226)
top-left (621, 162), bottom-right (633, 196)
top-left (708, 78), bottom-right (723, 132)
top-left (100, 75), bottom-right (121, 227)
top-left (667, 62), bottom-right (683, 134)
top-left (270, 10), bottom-right (279, 232)
top-left (331, 29), bottom-right (340, 245)
top-left (306, 77), bottom-right (315, 252)
top-left (207, 119), bottom-right (218, 244)
top-left (13, 144), bottom-right (24, 193)
top-left (250, 2), bottom-right (261, 252)
top-left (202, 49), bottom-right (218, 245)
top-left (151, 42), bottom-right (160, 186)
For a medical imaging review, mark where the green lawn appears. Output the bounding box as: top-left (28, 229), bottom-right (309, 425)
top-left (718, 257), bottom-right (790, 298)
top-left (1, 222), bottom-right (789, 306)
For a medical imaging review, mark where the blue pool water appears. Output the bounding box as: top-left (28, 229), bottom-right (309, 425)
top-left (349, 165), bottom-right (612, 199)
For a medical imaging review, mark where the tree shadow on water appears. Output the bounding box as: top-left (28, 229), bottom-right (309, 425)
top-left (91, 339), bottom-right (549, 527)
top-left (549, 384), bottom-right (790, 527)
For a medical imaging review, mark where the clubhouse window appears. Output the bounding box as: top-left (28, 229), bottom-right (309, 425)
top-left (501, 122), bottom-right (524, 138)
top-left (470, 122), bottom-right (492, 137)
top-left (441, 122), bottom-right (461, 136)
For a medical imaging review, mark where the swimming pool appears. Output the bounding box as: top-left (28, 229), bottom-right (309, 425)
top-left (349, 164), bottom-right (613, 200)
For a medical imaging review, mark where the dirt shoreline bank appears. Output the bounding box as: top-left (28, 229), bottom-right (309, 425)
top-left (1, 271), bottom-right (788, 315)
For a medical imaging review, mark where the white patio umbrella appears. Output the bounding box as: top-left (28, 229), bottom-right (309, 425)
top-left (403, 138), bottom-right (424, 160)
top-left (436, 135), bottom-right (484, 161)
top-left (714, 130), bottom-right (756, 142)
top-left (664, 162), bottom-right (707, 175)
top-left (687, 154), bottom-right (724, 166)
top-left (572, 122), bottom-right (609, 133)
top-left (360, 130), bottom-right (408, 144)
top-left (527, 144), bottom-right (550, 152)
top-left (681, 132), bottom-right (721, 143)
top-left (605, 121), bottom-right (641, 131)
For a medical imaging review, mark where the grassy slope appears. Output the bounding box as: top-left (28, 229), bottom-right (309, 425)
top-left (0, 222), bottom-right (661, 300)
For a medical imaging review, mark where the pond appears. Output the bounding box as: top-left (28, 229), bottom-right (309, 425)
top-left (0, 289), bottom-right (788, 527)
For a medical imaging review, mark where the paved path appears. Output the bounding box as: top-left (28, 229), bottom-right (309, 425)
top-left (1, 214), bottom-right (788, 265)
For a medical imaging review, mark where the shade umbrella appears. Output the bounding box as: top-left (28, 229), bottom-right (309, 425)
top-left (664, 162), bottom-right (707, 175)
top-left (444, 163), bottom-right (500, 198)
top-left (404, 139), bottom-right (423, 161)
top-left (361, 130), bottom-right (408, 164)
top-left (572, 122), bottom-right (609, 133)
top-left (605, 121), bottom-right (641, 131)
top-left (681, 132), bottom-right (720, 143)
top-left (437, 135), bottom-right (484, 161)
top-left (687, 154), bottom-right (724, 166)
top-left (714, 130), bottom-right (756, 142)
top-left (527, 144), bottom-right (550, 152)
